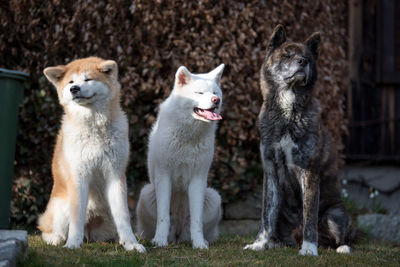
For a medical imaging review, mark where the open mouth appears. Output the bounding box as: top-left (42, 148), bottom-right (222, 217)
top-left (72, 93), bottom-right (96, 101)
top-left (193, 107), bottom-right (222, 121)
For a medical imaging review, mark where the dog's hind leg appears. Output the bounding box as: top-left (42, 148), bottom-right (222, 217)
top-left (38, 197), bottom-right (69, 246)
top-left (136, 183), bottom-right (157, 240)
top-left (319, 205), bottom-right (351, 254)
top-left (203, 187), bottom-right (222, 243)
top-left (85, 215), bottom-right (117, 242)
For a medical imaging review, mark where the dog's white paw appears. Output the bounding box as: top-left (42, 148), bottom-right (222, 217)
top-left (299, 241), bottom-right (318, 256)
top-left (122, 241), bottom-right (146, 253)
top-left (336, 245), bottom-right (351, 254)
top-left (243, 241), bottom-right (266, 251)
top-left (192, 239), bottom-right (209, 250)
top-left (152, 235), bottom-right (168, 247)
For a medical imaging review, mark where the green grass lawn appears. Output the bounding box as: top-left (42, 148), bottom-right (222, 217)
top-left (20, 235), bottom-right (400, 267)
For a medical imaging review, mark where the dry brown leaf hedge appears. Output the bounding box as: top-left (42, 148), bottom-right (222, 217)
top-left (0, 0), bottom-right (348, 226)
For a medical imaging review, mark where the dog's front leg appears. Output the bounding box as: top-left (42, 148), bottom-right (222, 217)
top-left (64, 177), bottom-right (89, 249)
top-left (152, 173), bottom-right (171, 247)
top-left (106, 173), bottom-right (146, 253)
top-left (188, 177), bottom-right (208, 249)
top-left (244, 158), bottom-right (280, 251)
top-left (299, 169), bottom-right (319, 256)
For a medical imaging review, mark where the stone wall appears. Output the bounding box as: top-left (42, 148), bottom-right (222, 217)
top-left (339, 165), bottom-right (400, 215)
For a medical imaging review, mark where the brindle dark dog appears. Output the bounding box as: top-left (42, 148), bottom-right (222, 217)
top-left (244, 25), bottom-right (355, 256)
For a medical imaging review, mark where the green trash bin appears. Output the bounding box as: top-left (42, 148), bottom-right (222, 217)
top-left (0, 68), bottom-right (29, 229)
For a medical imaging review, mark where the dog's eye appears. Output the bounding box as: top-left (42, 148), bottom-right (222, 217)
top-left (195, 92), bottom-right (204, 95)
top-left (85, 78), bottom-right (92, 82)
top-left (69, 80), bottom-right (73, 84)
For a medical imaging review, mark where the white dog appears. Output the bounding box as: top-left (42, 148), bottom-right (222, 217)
top-left (136, 64), bottom-right (225, 249)
top-left (38, 57), bottom-right (145, 253)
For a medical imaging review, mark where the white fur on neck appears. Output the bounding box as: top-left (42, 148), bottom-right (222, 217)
top-left (278, 88), bottom-right (295, 118)
top-left (66, 102), bottom-right (118, 129)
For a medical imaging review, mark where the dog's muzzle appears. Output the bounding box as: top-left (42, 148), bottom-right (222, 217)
top-left (70, 85), bottom-right (97, 101)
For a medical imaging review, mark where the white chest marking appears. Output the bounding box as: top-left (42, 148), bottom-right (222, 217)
top-left (278, 89), bottom-right (295, 118)
top-left (273, 134), bottom-right (298, 168)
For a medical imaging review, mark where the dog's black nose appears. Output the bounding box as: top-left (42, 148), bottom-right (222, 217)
top-left (297, 58), bottom-right (308, 67)
top-left (70, 85), bottom-right (80, 95)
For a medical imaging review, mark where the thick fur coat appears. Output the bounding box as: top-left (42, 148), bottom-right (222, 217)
top-left (136, 65), bottom-right (224, 249)
top-left (38, 57), bottom-right (145, 252)
top-left (244, 26), bottom-right (355, 256)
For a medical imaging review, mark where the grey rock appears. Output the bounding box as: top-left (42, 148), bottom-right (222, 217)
top-left (0, 241), bottom-right (17, 267)
top-left (219, 220), bottom-right (260, 235)
top-left (0, 231), bottom-right (27, 244)
top-left (357, 214), bottom-right (400, 243)
top-left (0, 260), bottom-right (11, 267)
top-left (339, 165), bottom-right (400, 215)
top-left (0, 230), bottom-right (28, 267)
top-left (0, 230), bottom-right (27, 258)
top-left (340, 165), bottom-right (400, 193)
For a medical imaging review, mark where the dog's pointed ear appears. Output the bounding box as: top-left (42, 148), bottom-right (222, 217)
top-left (207, 64), bottom-right (225, 85)
top-left (305, 32), bottom-right (321, 59)
top-left (98, 60), bottom-right (118, 76)
top-left (268, 24), bottom-right (286, 52)
top-left (44, 66), bottom-right (66, 87)
top-left (175, 66), bottom-right (192, 87)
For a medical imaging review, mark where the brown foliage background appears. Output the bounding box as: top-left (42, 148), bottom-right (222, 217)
top-left (0, 0), bottom-right (348, 226)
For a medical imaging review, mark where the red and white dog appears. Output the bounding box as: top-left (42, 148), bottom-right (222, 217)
top-left (38, 57), bottom-right (145, 252)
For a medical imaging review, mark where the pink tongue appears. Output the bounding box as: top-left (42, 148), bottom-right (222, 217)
top-left (197, 109), bottom-right (222, 121)
top-left (201, 110), bottom-right (222, 120)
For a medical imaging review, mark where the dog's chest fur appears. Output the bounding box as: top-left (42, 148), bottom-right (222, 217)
top-left (262, 99), bottom-right (319, 151)
top-left (272, 134), bottom-right (298, 168)
top-left (62, 110), bottom-right (129, 178)
top-left (149, 116), bottom-right (215, 191)
top-left (258, 97), bottom-right (322, 196)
